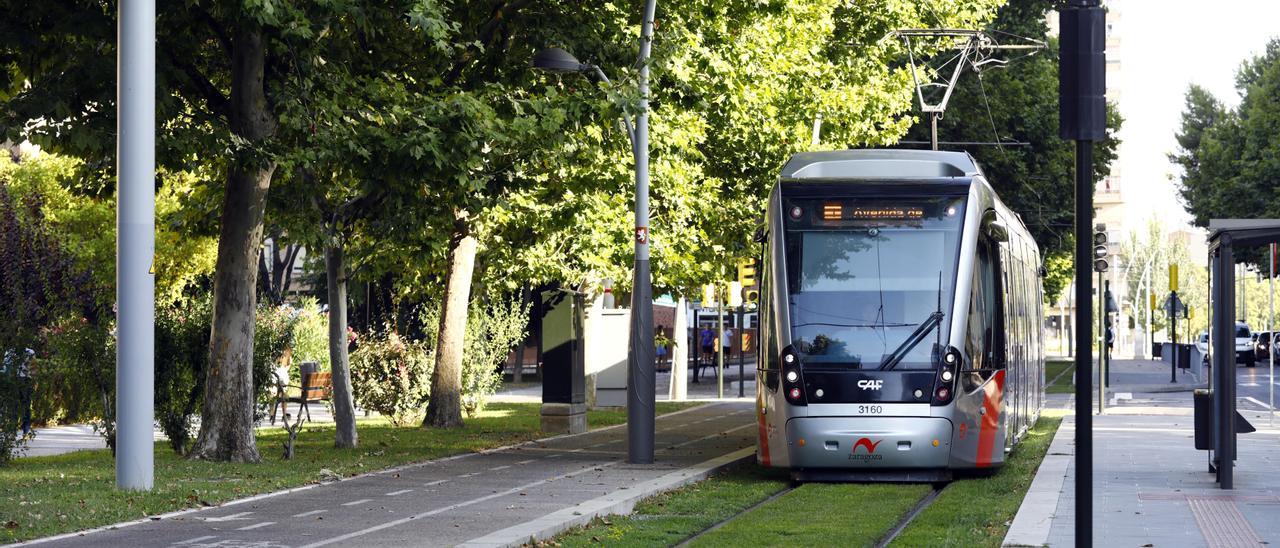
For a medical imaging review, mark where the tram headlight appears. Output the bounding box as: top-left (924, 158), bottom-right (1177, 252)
top-left (784, 353), bottom-right (795, 364)
top-left (941, 369), bottom-right (953, 382)
top-left (788, 387), bottom-right (802, 400)
top-left (786, 370), bottom-right (799, 383)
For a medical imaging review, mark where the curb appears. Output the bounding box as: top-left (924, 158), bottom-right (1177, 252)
top-left (1003, 416), bottom-right (1073, 547)
top-left (458, 446), bottom-right (757, 548)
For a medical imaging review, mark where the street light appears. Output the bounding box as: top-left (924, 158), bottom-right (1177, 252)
top-left (533, 0), bottom-right (659, 466)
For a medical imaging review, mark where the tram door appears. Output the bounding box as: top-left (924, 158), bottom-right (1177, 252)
top-left (955, 234), bottom-right (1008, 467)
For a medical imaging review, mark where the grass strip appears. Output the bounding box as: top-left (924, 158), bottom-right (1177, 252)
top-left (688, 482), bottom-right (932, 547)
top-left (888, 415), bottom-right (1063, 547)
top-left (1046, 360), bottom-right (1075, 394)
top-left (549, 465), bottom-right (791, 547)
top-left (0, 401), bottom-right (697, 543)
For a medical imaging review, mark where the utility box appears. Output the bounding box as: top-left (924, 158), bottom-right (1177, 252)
top-left (540, 288), bottom-right (586, 433)
top-left (586, 308), bottom-right (630, 407)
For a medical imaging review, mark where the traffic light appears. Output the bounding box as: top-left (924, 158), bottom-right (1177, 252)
top-left (738, 259), bottom-right (760, 304)
top-left (737, 259), bottom-right (757, 288)
top-left (1092, 223), bottom-right (1108, 272)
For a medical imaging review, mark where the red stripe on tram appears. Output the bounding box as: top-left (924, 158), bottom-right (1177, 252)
top-left (757, 405), bottom-right (771, 467)
top-left (975, 369), bottom-right (1006, 468)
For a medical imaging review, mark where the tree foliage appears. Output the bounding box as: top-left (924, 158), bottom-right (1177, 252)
top-left (902, 0), bottom-right (1121, 303)
top-left (1173, 39), bottom-right (1280, 267)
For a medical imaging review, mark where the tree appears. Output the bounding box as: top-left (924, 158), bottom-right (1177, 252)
top-left (481, 0), bottom-right (1007, 299)
top-left (1173, 40), bottom-right (1280, 269)
top-left (0, 1), bottom-right (383, 462)
top-left (901, 0), bottom-right (1121, 304)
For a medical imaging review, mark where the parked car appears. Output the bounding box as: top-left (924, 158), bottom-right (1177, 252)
top-left (1197, 331), bottom-right (1210, 366)
top-left (1236, 322), bottom-right (1256, 366)
top-left (1256, 331), bottom-right (1274, 362)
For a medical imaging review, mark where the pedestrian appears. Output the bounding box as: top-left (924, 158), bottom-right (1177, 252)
top-left (698, 326), bottom-right (716, 382)
top-left (654, 325), bottom-right (668, 368)
top-left (722, 327), bottom-right (734, 365)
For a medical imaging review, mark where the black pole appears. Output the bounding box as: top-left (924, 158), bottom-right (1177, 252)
top-left (1074, 141), bottom-right (1095, 546)
top-left (1104, 279), bottom-right (1111, 387)
top-left (738, 304), bottom-right (746, 397)
top-left (1171, 290), bottom-right (1179, 383)
top-left (1060, 0), bottom-right (1104, 540)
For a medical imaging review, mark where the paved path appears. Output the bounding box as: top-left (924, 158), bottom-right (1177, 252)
top-left (24, 402), bottom-right (755, 548)
top-left (1006, 358), bottom-right (1280, 547)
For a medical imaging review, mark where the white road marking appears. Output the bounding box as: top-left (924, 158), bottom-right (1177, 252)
top-left (515, 459), bottom-right (537, 465)
top-left (460, 472), bottom-right (479, 478)
top-left (489, 465), bottom-right (510, 471)
top-left (567, 448), bottom-right (584, 453)
top-left (546, 454), bottom-right (562, 458)
top-left (236, 521), bottom-right (275, 531)
top-left (386, 489), bottom-right (414, 496)
top-left (424, 479), bottom-right (449, 486)
top-left (299, 459), bottom-right (625, 548)
top-left (173, 536), bottom-right (217, 545)
top-left (201, 511), bottom-right (253, 522)
top-left (292, 509), bottom-right (328, 518)
top-left (1244, 396), bottom-right (1274, 409)
top-left (341, 499), bottom-right (373, 507)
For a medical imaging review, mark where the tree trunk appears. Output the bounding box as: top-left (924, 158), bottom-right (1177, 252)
top-left (425, 214), bottom-right (477, 429)
top-left (515, 285), bottom-right (530, 383)
top-left (189, 24), bottom-right (275, 463)
top-left (326, 241), bottom-right (358, 448)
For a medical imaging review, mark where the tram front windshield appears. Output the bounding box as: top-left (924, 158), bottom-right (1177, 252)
top-left (784, 195), bottom-right (966, 370)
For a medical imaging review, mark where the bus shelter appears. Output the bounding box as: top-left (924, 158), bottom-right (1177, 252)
top-left (1205, 219), bottom-right (1274, 489)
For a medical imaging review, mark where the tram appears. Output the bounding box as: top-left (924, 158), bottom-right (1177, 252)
top-left (754, 149), bottom-right (1045, 482)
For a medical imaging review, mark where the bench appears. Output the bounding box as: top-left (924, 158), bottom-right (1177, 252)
top-left (270, 367), bottom-right (332, 425)
top-left (293, 371), bottom-right (332, 424)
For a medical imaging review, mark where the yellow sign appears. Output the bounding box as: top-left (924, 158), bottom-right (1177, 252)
top-left (737, 259), bottom-right (757, 288)
top-left (1149, 293), bottom-right (1156, 311)
top-left (1169, 264), bottom-right (1179, 292)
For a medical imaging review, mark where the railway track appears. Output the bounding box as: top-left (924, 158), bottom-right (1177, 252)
top-left (674, 483), bottom-right (800, 547)
top-left (874, 483), bottom-right (948, 547)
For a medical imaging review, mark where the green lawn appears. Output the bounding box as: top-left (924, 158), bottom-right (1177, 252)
top-left (0, 401), bottom-right (698, 543)
top-left (1046, 360), bottom-right (1075, 394)
top-left (552, 465), bottom-right (791, 547)
top-left (691, 481), bottom-right (930, 547)
top-left (547, 415), bottom-right (1065, 548)
top-left (888, 416), bottom-right (1063, 547)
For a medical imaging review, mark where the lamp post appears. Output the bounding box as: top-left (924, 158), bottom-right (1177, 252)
top-left (532, 0), bottom-right (659, 465)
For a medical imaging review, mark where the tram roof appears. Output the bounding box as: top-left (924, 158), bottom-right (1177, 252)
top-left (779, 149), bottom-right (982, 180)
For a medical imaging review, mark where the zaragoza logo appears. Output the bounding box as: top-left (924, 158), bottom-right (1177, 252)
top-left (848, 437), bottom-right (884, 462)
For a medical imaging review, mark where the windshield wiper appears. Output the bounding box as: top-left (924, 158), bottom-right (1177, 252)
top-left (878, 311), bottom-right (944, 371)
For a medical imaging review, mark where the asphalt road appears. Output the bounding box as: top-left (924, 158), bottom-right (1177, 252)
top-left (27, 402), bottom-right (755, 548)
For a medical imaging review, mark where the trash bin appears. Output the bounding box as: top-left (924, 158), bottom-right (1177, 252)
top-left (1177, 344), bottom-right (1192, 369)
top-left (1152, 341), bottom-right (1163, 360)
top-left (1193, 389), bottom-right (1212, 450)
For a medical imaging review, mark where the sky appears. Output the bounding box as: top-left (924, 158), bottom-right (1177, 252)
top-left (1113, 0), bottom-right (1280, 231)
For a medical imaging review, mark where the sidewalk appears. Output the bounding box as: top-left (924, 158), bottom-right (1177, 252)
top-left (20, 401), bottom-right (755, 548)
top-left (17, 403), bottom-right (345, 459)
top-left (1005, 358), bottom-right (1280, 547)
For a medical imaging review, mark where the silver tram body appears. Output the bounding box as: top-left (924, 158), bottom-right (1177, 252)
top-left (754, 150), bottom-right (1045, 482)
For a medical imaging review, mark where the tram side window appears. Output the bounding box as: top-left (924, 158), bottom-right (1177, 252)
top-left (965, 238), bottom-right (1001, 372)
top-left (760, 239), bottom-right (780, 391)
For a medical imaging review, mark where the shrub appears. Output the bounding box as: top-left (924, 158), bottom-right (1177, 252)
top-left (154, 297), bottom-right (212, 454)
top-left (288, 297), bottom-right (330, 376)
top-left (350, 327), bottom-right (432, 426)
top-left (253, 304), bottom-right (296, 420)
top-left (420, 296), bottom-right (529, 418)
